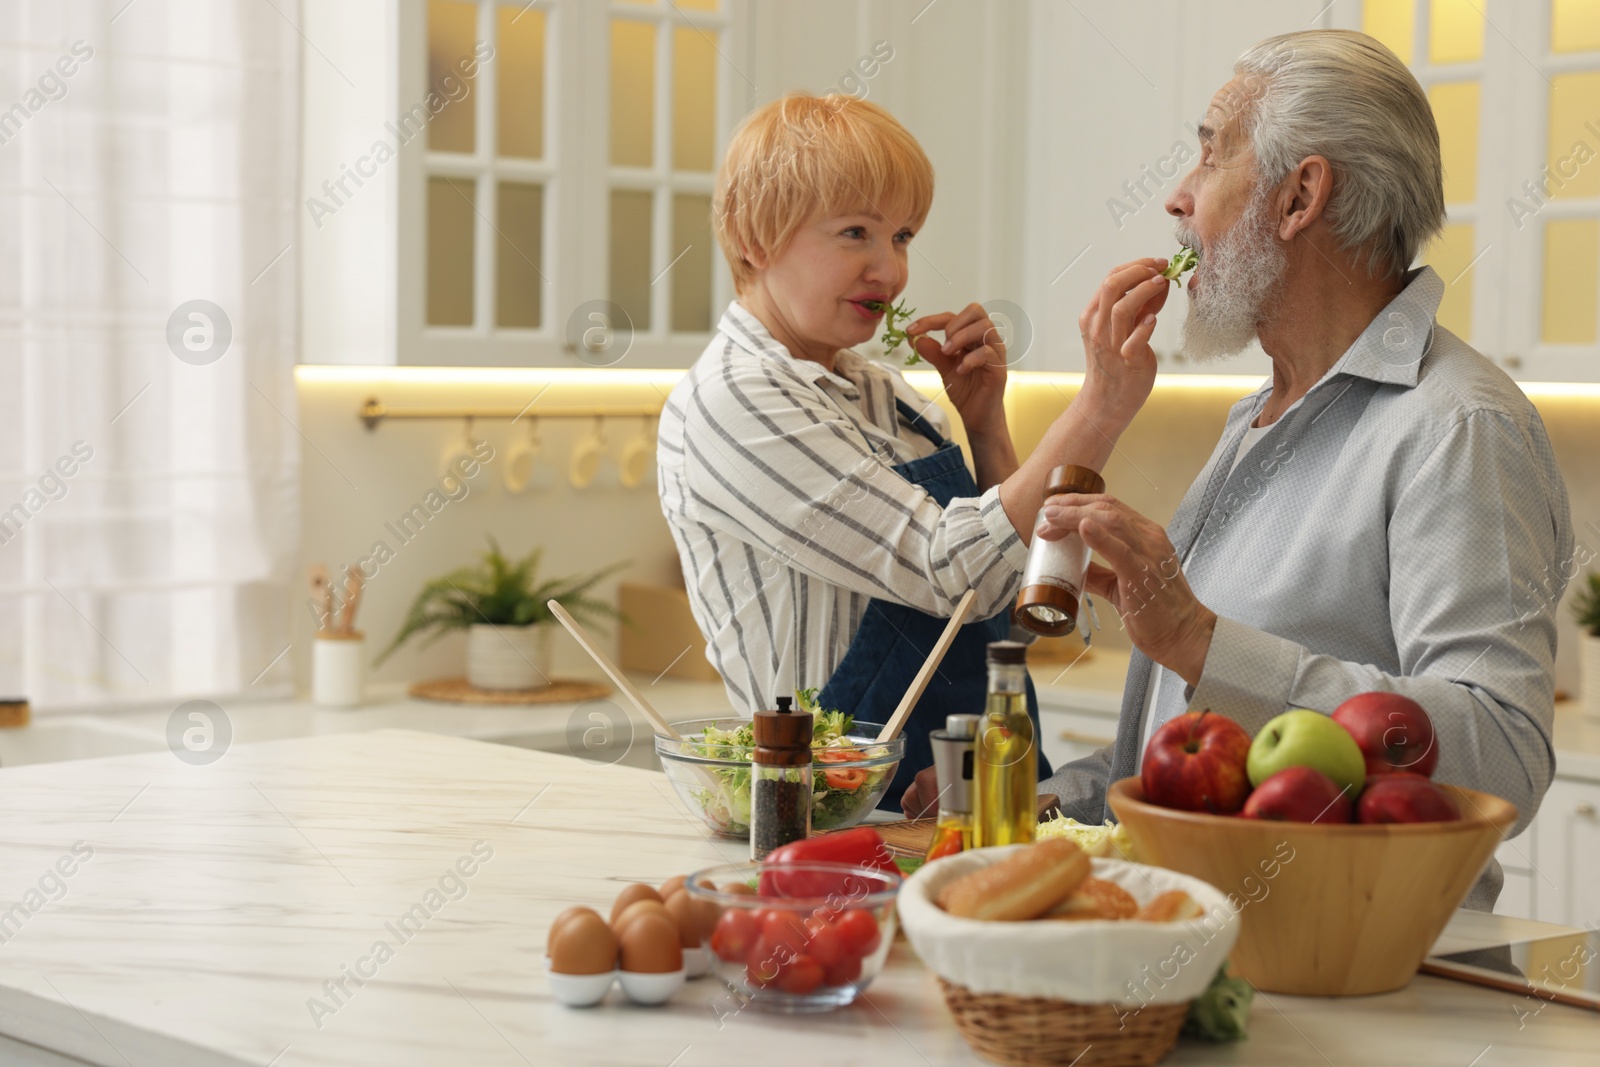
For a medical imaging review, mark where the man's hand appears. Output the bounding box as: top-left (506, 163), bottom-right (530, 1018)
top-left (906, 303), bottom-right (1009, 437)
top-left (899, 765), bottom-right (942, 820)
top-left (1077, 259), bottom-right (1172, 428)
top-left (1040, 492), bottom-right (1217, 685)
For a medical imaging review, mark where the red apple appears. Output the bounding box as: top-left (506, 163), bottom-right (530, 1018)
top-left (1356, 774), bottom-right (1461, 824)
top-left (1141, 710), bottom-right (1252, 815)
top-left (1240, 766), bottom-right (1353, 823)
top-left (1332, 692), bottom-right (1439, 778)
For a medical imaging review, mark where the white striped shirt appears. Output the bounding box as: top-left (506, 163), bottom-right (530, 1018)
top-left (657, 302), bottom-right (1030, 712)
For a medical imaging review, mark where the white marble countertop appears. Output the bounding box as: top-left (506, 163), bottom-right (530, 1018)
top-left (0, 728), bottom-right (1593, 1067)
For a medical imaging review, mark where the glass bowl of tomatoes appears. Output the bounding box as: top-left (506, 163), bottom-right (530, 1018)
top-left (656, 719), bottom-right (904, 839)
top-left (684, 861), bottom-right (902, 1012)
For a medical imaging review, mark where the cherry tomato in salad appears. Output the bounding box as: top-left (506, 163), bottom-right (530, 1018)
top-left (816, 747), bottom-right (869, 790)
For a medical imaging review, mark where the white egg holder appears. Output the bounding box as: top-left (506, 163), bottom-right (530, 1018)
top-left (545, 947), bottom-right (709, 1007)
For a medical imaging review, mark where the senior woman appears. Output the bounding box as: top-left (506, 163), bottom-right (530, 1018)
top-left (657, 92), bottom-right (1169, 808)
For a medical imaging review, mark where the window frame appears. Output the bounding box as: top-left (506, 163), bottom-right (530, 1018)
top-left (394, 0), bottom-right (747, 368)
top-left (1340, 0), bottom-right (1600, 382)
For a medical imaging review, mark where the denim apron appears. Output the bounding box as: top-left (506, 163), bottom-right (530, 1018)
top-left (819, 398), bottom-right (1053, 809)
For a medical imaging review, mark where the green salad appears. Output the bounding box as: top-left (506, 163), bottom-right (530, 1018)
top-left (685, 689), bottom-right (896, 835)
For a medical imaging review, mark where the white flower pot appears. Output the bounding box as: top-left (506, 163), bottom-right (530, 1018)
top-left (1582, 633), bottom-right (1600, 723)
top-left (466, 623), bottom-right (551, 690)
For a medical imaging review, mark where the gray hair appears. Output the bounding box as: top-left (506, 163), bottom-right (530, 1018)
top-left (1233, 30), bottom-right (1445, 280)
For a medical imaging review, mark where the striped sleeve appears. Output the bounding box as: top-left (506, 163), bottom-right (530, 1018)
top-left (678, 357), bottom-right (1029, 619)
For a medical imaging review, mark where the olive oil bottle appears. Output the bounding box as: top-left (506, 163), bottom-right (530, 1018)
top-left (973, 641), bottom-right (1037, 848)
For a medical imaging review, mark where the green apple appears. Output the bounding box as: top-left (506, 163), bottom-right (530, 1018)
top-left (1247, 710), bottom-right (1367, 796)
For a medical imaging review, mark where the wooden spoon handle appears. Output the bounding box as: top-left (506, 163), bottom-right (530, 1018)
top-left (547, 600), bottom-right (683, 741)
top-left (876, 588), bottom-right (979, 744)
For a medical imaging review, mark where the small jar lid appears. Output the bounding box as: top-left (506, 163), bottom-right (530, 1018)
top-left (1045, 464), bottom-right (1105, 497)
top-left (986, 640), bottom-right (1027, 665)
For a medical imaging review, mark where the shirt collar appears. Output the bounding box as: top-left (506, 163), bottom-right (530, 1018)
top-left (1322, 265), bottom-right (1442, 389)
top-left (718, 301), bottom-right (869, 395)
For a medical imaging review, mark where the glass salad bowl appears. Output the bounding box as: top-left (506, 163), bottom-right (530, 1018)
top-left (685, 861), bottom-right (902, 1012)
top-left (656, 717), bottom-right (905, 839)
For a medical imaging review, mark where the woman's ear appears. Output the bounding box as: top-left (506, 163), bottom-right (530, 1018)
top-left (1278, 155), bottom-right (1333, 242)
top-left (742, 242), bottom-right (769, 271)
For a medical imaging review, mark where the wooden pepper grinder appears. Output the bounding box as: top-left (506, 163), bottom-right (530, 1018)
top-left (750, 696), bottom-right (814, 861)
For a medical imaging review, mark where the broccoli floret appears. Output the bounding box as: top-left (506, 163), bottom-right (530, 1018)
top-left (1161, 246), bottom-right (1199, 281)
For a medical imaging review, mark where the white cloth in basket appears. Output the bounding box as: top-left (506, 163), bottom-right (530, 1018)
top-left (898, 850), bottom-right (1239, 1005)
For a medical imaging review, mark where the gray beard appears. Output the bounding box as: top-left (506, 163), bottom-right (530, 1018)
top-left (1176, 190), bottom-right (1286, 364)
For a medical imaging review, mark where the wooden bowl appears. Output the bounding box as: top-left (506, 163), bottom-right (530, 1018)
top-left (1106, 777), bottom-right (1517, 996)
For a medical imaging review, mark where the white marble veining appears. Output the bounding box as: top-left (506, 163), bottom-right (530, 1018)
top-left (0, 728), bottom-right (1593, 1066)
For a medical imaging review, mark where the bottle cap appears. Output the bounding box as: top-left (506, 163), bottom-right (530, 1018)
top-left (986, 640), bottom-right (1027, 665)
top-left (1045, 464), bottom-right (1105, 497)
top-left (944, 714), bottom-right (979, 739)
top-left (930, 720), bottom-right (977, 814)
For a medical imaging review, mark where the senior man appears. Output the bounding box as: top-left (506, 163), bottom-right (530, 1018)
top-left (903, 30), bottom-right (1574, 910)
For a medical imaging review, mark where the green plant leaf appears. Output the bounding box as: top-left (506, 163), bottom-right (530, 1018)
top-left (375, 536), bottom-right (630, 663)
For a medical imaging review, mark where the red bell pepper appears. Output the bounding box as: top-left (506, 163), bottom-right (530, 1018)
top-left (758, 827), bottom-right (902, 899)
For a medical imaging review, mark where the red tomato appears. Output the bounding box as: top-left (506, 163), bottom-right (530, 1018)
top-left (822, 766), bottom-right (869, 790)
top-left (710, 909), bottom-right (758, 963)
top-left (775, 954), bottom-right (825, 996)
top-left (833, 909), bottom-right (881, 959)
top-left (748, 910), bottom-right (807, 979)
top-left (823, 955), bottom-right (862, 987)
top-left (803, 917), bottom-right (847, 968)
top-left (816, 747), bottom-right (861, 763)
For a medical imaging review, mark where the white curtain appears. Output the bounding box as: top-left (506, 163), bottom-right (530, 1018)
top-left (0, 1), bottom-right (299, 708)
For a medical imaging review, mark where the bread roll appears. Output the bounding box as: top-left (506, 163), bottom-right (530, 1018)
top-left (1041, 877), bottom-right (1139, 921)
top-left (936, 840), bottom-right (1090, 921)
top-left (1134, 889), bottom-right (1203, 923)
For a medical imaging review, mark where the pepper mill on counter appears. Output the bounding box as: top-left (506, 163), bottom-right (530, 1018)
top-left (750, 695), bottom-right (814, 860)
top-left (924, 713), bottom-right (978, 861)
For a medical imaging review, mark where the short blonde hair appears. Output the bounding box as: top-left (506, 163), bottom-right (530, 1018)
top-left (713, 93), bottom-right (935, 293)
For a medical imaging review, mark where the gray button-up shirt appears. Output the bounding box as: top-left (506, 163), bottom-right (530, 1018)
top-left (1039, 267), bottom-right (1574, 910)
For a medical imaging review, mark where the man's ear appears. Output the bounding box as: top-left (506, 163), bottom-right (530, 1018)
top-left (1278, 154), bottom-right (1333, 242)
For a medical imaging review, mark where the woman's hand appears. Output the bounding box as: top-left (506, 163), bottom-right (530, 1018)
top-left (1077, 259), bottom-right (1172, 429)
top-left (1039, 492), bottom-right (1216, 685)
top-left (906, 303), bottom-right (1009, 438)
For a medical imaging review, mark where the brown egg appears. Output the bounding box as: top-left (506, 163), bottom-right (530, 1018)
top-left (546, 905), bottom-right (601, 956)
top-left (609, 883), bottom-right (663, 924)
top-left (618, 914), bottom-right (683, 974)
top-left (661, 890), bottom-right (702, 948)
top-left (720, 881), bottom-right (757, 897)
top-left (613, 899), bottom-right (673, 940)
top-left (548, 911), bottom-right (618, 975)
top-left (659, 874), bottom-right (687, 899)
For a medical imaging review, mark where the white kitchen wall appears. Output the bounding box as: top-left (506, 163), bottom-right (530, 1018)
top-left (292, 369), bottom-right (688, 690)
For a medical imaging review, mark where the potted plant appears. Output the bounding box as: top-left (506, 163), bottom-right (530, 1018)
top-left (1575, 571), bottom-right (1600, 722)
top-left (377, 538), bottom-right (624, 690)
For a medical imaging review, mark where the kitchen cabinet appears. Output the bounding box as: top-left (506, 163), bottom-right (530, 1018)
top-left (1532, 775), bottom-right (1600, 928)
top-left (1037, 706), bottom-right (1117, 775)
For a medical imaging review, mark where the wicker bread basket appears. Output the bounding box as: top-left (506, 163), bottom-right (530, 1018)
top-left (899, 850), bottom-right (1239, 1067)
